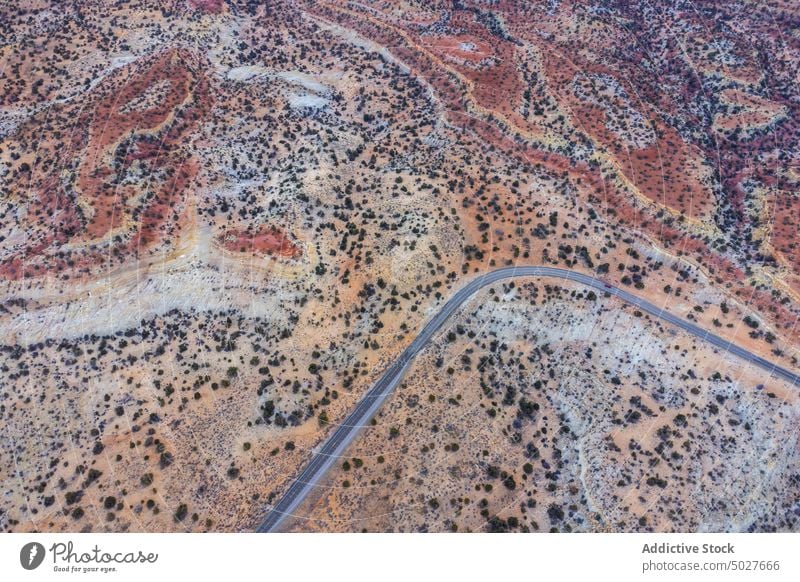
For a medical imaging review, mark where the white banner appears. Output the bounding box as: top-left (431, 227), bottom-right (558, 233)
top-left (1, 533), bottom-right (798, 581)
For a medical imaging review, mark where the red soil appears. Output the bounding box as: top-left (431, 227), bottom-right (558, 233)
top-left (0, 48), bottom-right (212, 281)
top-left (423, 35), bottom-right (494, 65)
top-left (188, 0), bottom-right (225, 14)
top-left (539, 49), bottom-right (714, 221)
top-left (78, 49), bottom-right (196, 240)
top-left (220, 226), bottom-right (301, 259)
top-left (769, 192), bottom-right (800, 274)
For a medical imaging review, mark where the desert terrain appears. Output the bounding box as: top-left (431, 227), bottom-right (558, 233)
top-left (1, 0), bottom-right (798, 532)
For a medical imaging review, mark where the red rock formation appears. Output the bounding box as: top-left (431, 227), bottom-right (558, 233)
top-left (188, 0), bottom-right (225, 14)
top-left (0, 48), bottom-right (213, 281)
top-left (220, 226), bottom-right (301, 259)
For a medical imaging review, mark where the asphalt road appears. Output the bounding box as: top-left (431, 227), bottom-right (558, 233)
top-left (256, 266), bottom-right (800, 532)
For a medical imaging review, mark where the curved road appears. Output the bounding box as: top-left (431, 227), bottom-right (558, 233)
top-left (256, 266), bottom-right (800, 532)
